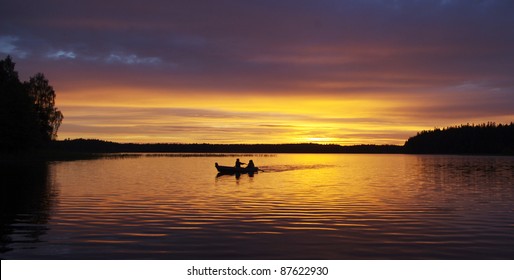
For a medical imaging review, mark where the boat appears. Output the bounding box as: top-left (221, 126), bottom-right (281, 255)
top-left (215, 163), bottom-right (259, 174)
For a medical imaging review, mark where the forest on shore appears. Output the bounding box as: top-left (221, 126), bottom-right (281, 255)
top-left (404, 122), bottom-right (514, 155)
top-left (50, 122), bottom-right (514, 155)
top-left (50, 140), bottom-right (404, 154)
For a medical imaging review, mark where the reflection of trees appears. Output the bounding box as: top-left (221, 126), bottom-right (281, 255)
top-left (0, 162), bottom-right (57, 254)
top-left (412, 156), bottom-right (514, 206)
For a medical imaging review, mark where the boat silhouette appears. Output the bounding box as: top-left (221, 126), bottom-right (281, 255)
top-left (215, 162), bottom-right (259, 174)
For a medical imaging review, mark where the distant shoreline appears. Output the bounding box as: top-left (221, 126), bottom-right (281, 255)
top-left (49, 139), bottom-right (406, 154)
top-left (2, 144), bottom-right (513, 164)
top-left (2, 122), bottom-right (513, 161)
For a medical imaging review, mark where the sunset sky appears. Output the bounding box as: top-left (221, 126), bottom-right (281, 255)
top-left (1, 0), bottom-right (513, 144)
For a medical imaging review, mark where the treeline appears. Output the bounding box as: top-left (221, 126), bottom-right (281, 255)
top-left (0, 56), bottom-right (63, 151)
top-left (404, 122), bottom-right (514, 155)
top-left (51, 139), bottom-right (404, 154)
top-left (49, 123), bottom-right (514, 155)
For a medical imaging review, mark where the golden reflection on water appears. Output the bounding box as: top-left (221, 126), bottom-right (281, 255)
top-left (2, 154), bottom-right (514, 259)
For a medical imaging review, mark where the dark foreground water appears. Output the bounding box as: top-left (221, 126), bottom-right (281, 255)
top-left (1, 154), bottom-right (513, 259)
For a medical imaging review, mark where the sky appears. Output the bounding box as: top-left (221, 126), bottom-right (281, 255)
top-left (1, 0), bottom-right (514, 144)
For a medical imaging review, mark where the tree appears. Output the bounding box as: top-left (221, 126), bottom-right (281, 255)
top-left (0, 56), bottom-right (63, 151)
top-left (50, 109), bottom-right (63, 140)
top-left (26, 73), bottom-right (63, 141)
top-left (1, 56), bottom-right (38, 150)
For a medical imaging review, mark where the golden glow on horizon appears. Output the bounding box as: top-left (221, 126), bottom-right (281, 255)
top-left (55, 86), bottom-right (514, 145)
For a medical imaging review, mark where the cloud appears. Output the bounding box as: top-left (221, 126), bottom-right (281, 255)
top-left (47, 50), bottom-right (77, 60)
top-left (0, 35), bottom-right (29, 58)
top-left (58, 105), bottom-right (318, 143)
top-left (105, 53), bottom-right (162, 65)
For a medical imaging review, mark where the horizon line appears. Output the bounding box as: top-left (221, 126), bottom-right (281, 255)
top-left (56, 138), bottom-right (405, 147)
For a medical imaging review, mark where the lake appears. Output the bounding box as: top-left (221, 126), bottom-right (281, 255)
top-left (1, 154), bottom-right (513, 259)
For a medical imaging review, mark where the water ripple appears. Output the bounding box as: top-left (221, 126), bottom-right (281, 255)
top-left (2, 154), bottom-right (514, 259)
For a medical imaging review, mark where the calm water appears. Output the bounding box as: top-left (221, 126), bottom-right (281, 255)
top-left (1, 154), bottom-right (514, 259)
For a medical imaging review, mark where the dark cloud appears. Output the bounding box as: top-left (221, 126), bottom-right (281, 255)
top-left (3, 1), bottom-right (513, 92)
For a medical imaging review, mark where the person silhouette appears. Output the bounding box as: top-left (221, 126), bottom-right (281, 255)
top-left (235, 158), bottom-right (246, 168)
top-left (247, 160), bottom-right (255, 169)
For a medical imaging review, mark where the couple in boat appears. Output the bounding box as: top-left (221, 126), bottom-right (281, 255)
top-left (215, 158), bottom-right (258, 174)
top-left (235, 158), bottom-right (255, 169)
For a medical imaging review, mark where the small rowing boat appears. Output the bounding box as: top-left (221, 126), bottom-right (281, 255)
top-left (215, 163), bottom-right (259, 174)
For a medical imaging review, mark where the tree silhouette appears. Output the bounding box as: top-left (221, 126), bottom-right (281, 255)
top-left (0, 56), bottom-right (63, 151)
top-left (26, 73), bottom-right (63, 141)
top-left (404, 123), bottom-right (514, 154)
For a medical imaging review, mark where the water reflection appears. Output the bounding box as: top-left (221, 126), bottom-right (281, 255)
top-left (0, 162), bottom-right (57, 254)
top-left (1, 155), bottom-right (513, 259)
top-left (216, 172), bottom-right (255, 179)
top-left (258, 164), bottom-right (335, 173)
top-left (214, 163), bottom-right (335, 179)
top-left (412, 156), bottom-right (514, 203)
